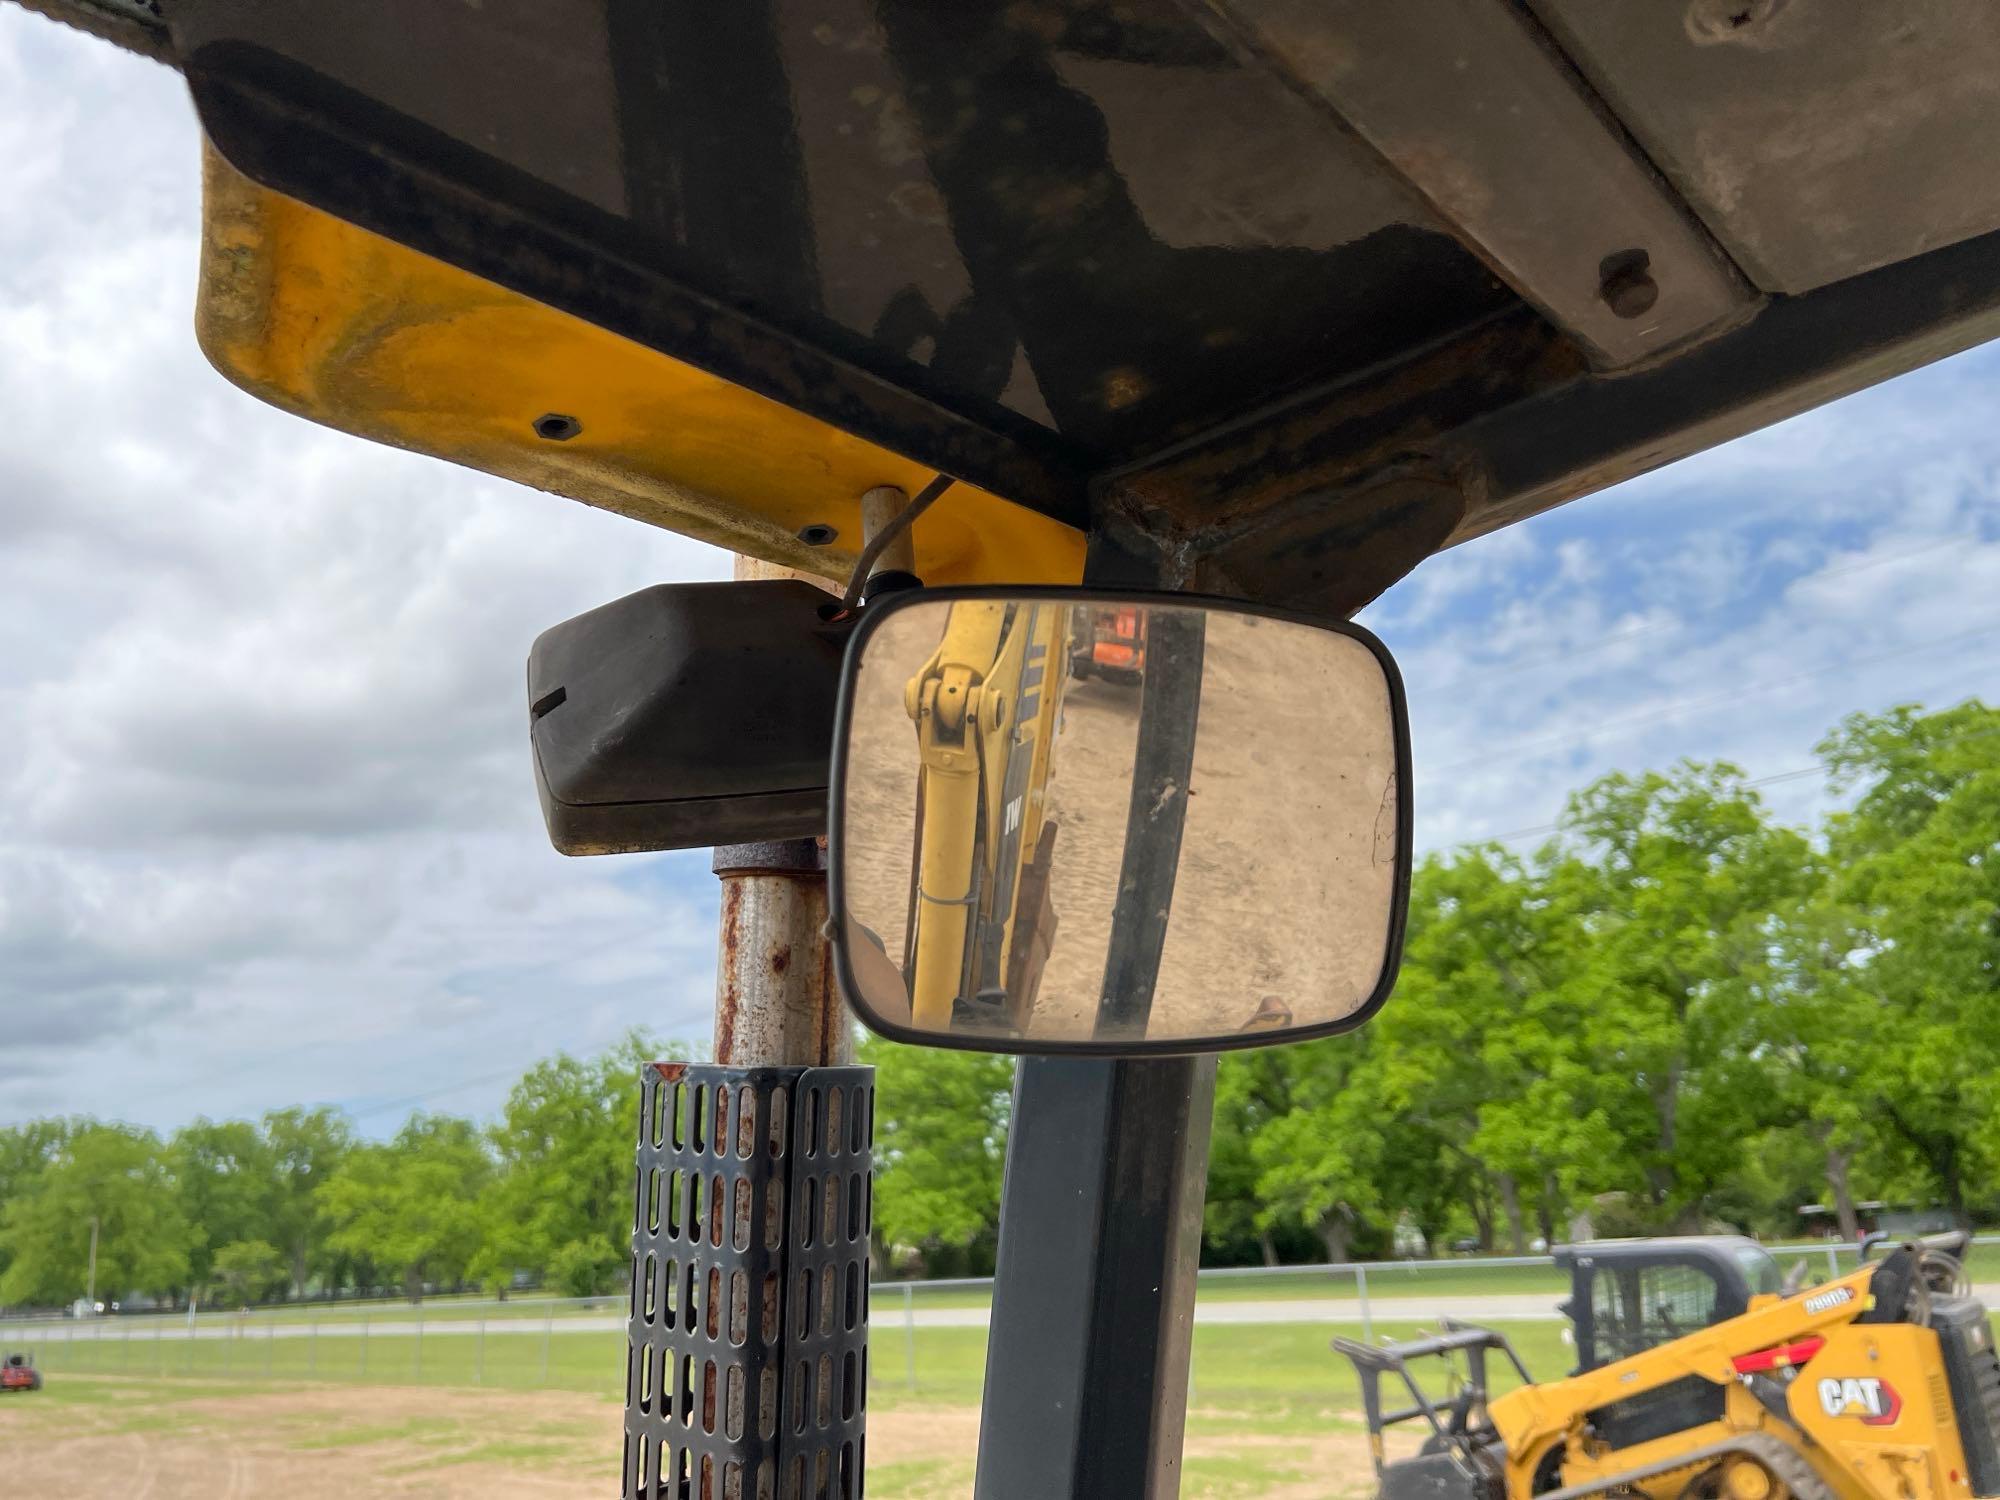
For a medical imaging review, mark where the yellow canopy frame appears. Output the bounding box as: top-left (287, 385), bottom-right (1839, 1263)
top-left (193, 144), bottom-right (1084, 588)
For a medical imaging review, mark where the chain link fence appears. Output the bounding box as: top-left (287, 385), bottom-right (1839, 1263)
top-left (5, 1237), bottom-right (1993, 1398)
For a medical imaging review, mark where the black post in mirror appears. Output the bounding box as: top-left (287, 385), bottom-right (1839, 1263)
top-left (829, 587), bottom-right (1412, 1055)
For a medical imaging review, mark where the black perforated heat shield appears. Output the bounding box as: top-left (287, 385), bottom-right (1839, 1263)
top-left (625, 1062), bottom-right (873, 1500)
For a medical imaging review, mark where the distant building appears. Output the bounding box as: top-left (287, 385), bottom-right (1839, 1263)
top-left (1795, 1200), bottom-right (1962, 1238)
top-left (1392, 1211), bottom-right (1428, 1260)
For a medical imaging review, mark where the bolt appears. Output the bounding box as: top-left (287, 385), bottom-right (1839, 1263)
top-left (796, 523), bottom-right (839, 547)
top-left (532, 413), bottom-right (582, 441)
top-left (1686, 0), bottom-right (1785, 44)
top-left (1599, 250), bottom-right (1659, 320)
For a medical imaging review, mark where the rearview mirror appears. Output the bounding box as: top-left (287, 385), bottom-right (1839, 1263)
top-left (829, 588), bottom-right (1410, 1054)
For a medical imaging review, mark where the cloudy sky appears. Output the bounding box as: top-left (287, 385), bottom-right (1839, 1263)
top-left (4, 10), bottom-right (1997, 1136)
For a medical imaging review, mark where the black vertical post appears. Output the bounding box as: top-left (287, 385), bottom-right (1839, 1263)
top-left (1096, 608), bottom-right (1206, 1038)
top-left (972, 1056), bottom-right (1215, 1498)
top-left (973, 530), bottom-right (1217, 1500)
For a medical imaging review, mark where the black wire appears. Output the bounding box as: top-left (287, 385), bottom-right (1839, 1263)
top-left (839, 474), bottom-right (954, 611)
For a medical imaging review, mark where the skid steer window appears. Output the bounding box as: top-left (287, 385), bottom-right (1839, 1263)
top-left (1593, 1264), bottom-right (1722, 1362)
top-left (1734, 1248), bottom-right (1784, 1297)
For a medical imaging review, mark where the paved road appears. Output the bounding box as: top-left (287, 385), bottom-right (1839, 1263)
top-left (12, 1285), bottom-right (1996, 1345)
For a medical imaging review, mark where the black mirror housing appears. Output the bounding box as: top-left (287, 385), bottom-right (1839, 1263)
top-left (528, 580), bottom-right (850, 854)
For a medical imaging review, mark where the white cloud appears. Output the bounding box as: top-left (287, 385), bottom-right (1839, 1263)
top-left (0, 11), bottom-right (726, 1130)
top-left (1371, 356), bottom-right (2000, 852)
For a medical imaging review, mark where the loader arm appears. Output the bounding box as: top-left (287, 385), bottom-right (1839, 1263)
top-left (902, 602), bottom-right (1071, 1029)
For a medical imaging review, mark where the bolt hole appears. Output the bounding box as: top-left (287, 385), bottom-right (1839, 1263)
top-left (796, 523), bottom-right (839, 547)
top-left (533, 413), bottom-right (582, 441)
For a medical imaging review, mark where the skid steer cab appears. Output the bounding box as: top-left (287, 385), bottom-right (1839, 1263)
top-left (1339, 1235), bottom-right (2000, 1500)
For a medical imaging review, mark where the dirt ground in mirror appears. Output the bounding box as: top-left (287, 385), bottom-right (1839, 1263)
top-left (841, 604), bottom-right (1399, 1043)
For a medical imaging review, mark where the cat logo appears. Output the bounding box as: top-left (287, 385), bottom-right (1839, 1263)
top-left (1817, 1376), bottom-right (1902, 1425)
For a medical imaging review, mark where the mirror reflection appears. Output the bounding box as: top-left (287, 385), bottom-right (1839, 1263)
top-left (837, 595), bottom-right (1405, 1049)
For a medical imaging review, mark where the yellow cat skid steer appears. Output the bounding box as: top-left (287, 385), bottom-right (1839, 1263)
top-left (902, 599), bottom-right (1071, 1035)
top-left (1339, 1236), bottom-right (2000, 1500)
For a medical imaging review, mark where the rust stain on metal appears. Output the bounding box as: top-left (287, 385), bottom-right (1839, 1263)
top-left (714, 883), bottom-right (745, 1064)
top-left (719, 882), bottom-right (745, 967)
top-left (711, 861), bottom-right (849, 1067)
top-left (1113, 310), bottom-right (1579, 539)
top-left (1093, 309), bottom-right (1591, 615)
top-left (817, 939), bottom-right (838, 1066)
top-left (650, 1061), bottom-right (691, 1083)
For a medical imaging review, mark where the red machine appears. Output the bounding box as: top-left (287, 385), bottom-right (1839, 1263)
top-left (1070, 606), bottom-right (1147, 685)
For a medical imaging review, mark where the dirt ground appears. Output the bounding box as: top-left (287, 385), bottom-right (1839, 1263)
top-left (0, 1381), bottom-right (617, 1498)
top-left (842, 601), bottom-right (1401, 1043)
top-left (0, 1379), bottom-right (1390, 1499)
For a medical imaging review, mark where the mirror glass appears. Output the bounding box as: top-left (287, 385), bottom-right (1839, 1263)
top-left (835, 593), bottom-right (1407, 1051)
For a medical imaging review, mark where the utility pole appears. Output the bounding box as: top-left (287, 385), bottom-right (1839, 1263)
top-left (86, 1215), bottom-right (99, 1313)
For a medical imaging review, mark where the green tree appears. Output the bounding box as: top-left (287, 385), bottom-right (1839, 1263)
top-left (0, 1120), bottom-right (71, 1288)
top-left (1806, 702), bottom-right (2000, 1218)
top-left (318, 1115), bottom-right (492, 1301)
top-left (546, 1238), bottom-right (626, 1298)
top-left (471, 1033), bottom-right (660, 1297)
top-left (862, 1037), bottom-right (1012, 1275)
top-left (170, 1118), bottom-right (277, 1294)
top-left (0, 1123), bottom-right (193, 1307)
top-left (210, 1239), bottom-right (289, 1308)
top-left (1247, 1030), bottom-right (1397, 1262)
top-left (1554, 761), bottom-right (1811, 1228)
top-left (1739, 883), bottom-right (1924, 1241)
top-left (262, 1106), bottom-right (353, 1295)
top-left (1367, 845), bottom-right (1624, 1251)
top-left (1207, 1051), bottom-right (1299, 1263)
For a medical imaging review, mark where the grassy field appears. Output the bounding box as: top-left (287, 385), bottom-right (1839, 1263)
top-left (9, 1243), bottom-right (1989, 1497)
top-left (16, 1315), bottom-right (1573, 1417)
top-left (15, 1306), bottom-right (1999, 1499)
top-left (4, 1318), bottom-right (1570, 1499)
top-left (23, 1319), bottom-right (622, 1390)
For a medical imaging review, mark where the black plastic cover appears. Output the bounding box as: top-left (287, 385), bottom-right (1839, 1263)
top-left (528, 580), bottom-right (850, 854)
